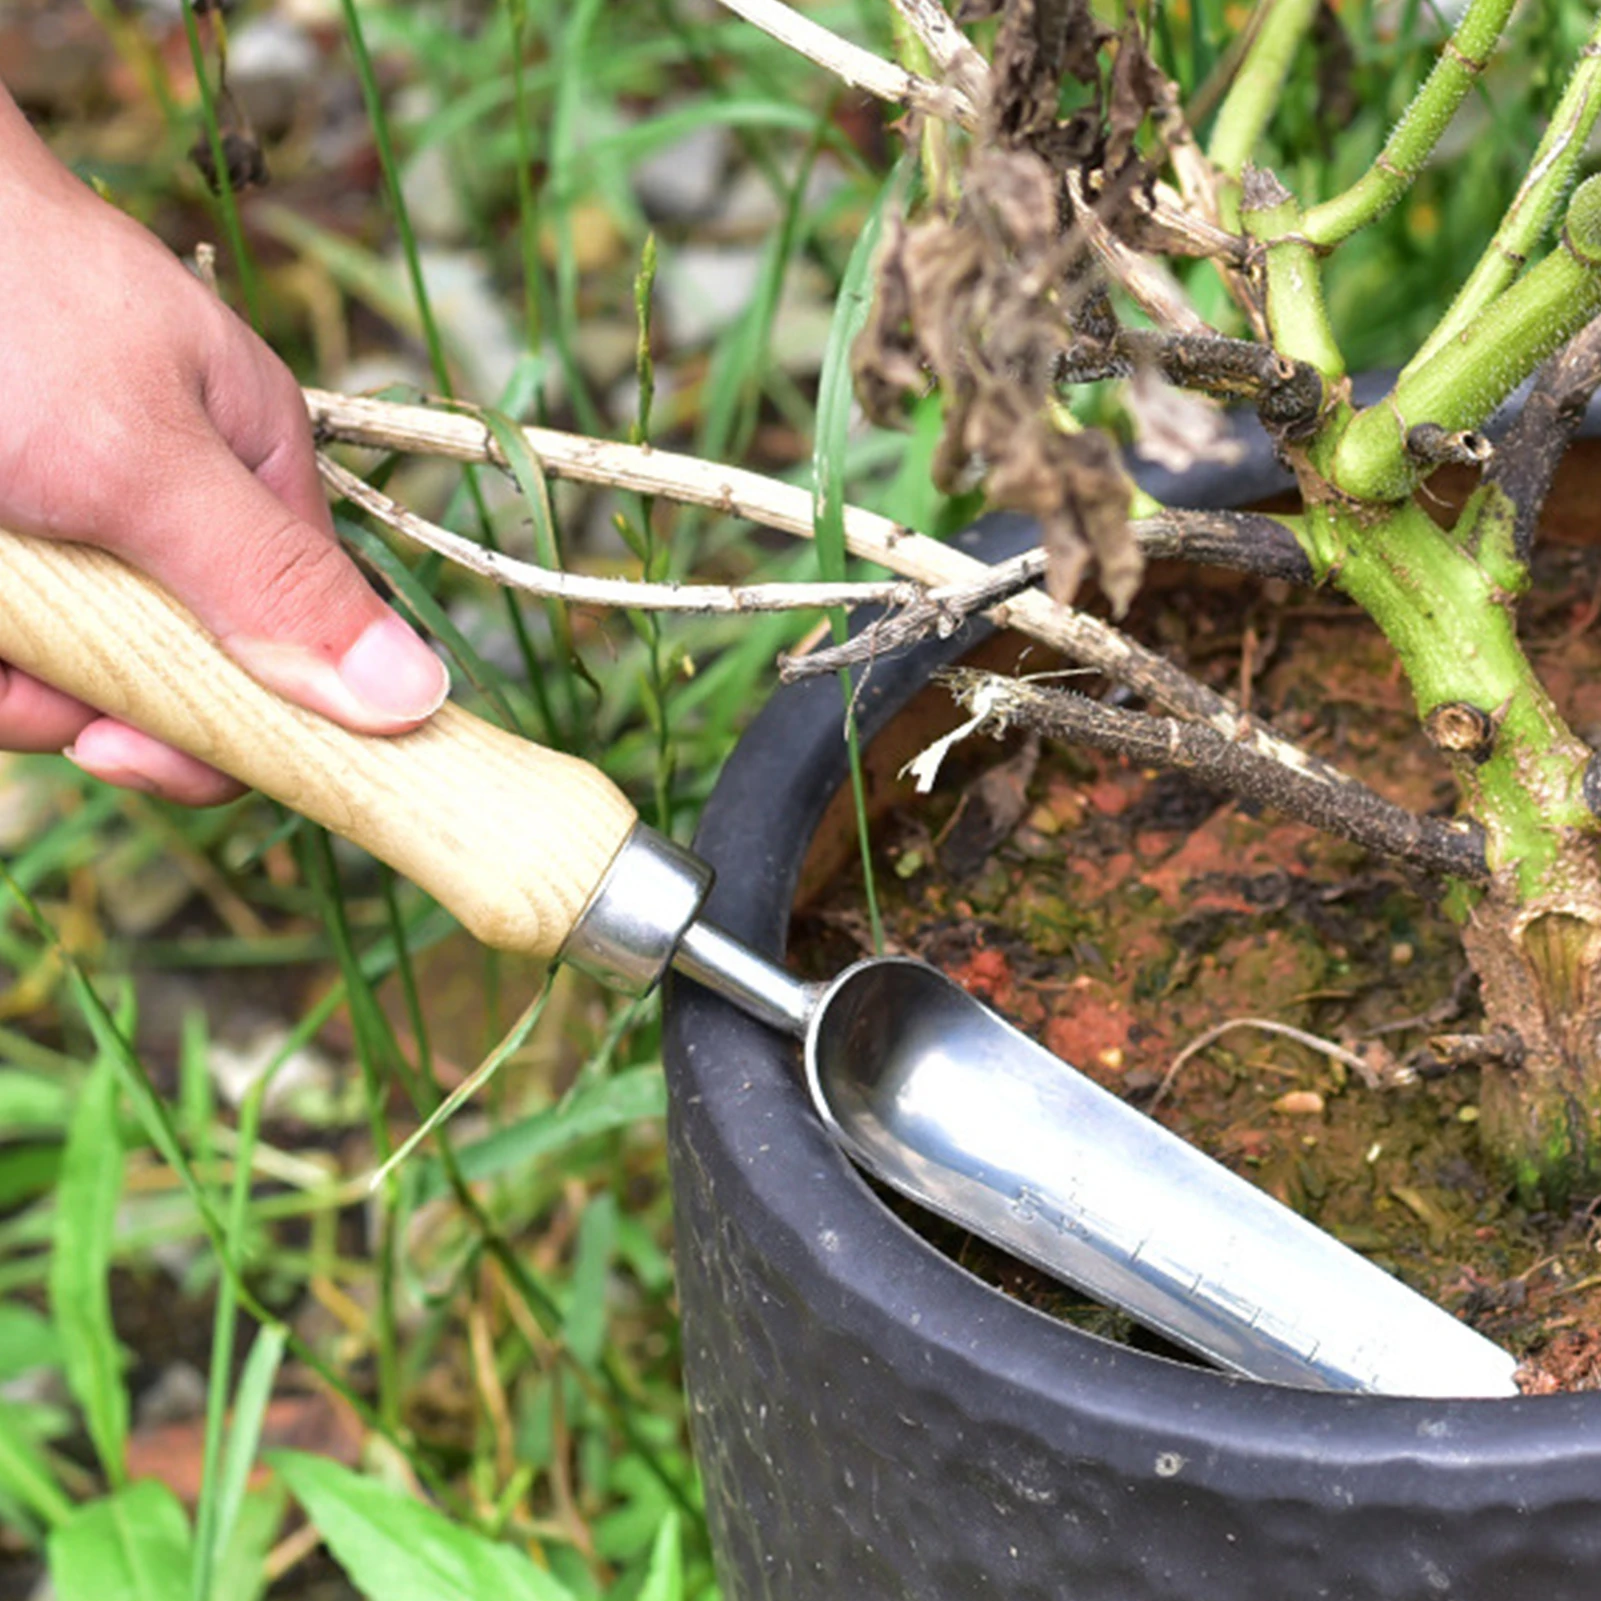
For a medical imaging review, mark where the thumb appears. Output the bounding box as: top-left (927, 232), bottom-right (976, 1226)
top-left (122, 437), bottom-right (449, 735)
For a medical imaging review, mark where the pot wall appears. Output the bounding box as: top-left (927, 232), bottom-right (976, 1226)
top-left (662, 515), bottom-right (1601, 1600)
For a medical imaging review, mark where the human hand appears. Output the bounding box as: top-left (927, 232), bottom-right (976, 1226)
top-left (0, 89), bottom-right (448, 805)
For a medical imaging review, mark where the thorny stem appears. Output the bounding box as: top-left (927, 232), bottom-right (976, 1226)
top-left (1410, 10), bottom-right (1601, 370)
top-left (1303, 0), bottom-right (1518, 248)
top-left (1206, 0), bottom-right (1320, 211)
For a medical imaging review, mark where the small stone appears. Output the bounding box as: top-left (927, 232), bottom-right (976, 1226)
top-left (633, 118), bottom-right (732, 221)
top-left (655, 244), bottom-right (765, 347)
top-left (227, 13), bottom-right (319, 141)
top-left (1096, 1046), bottom-right (1125, 1072)
top-left (1390, 940), bottom-right (1415, 967)
top-left (1272, 1089), bottom-right (1325, 1116)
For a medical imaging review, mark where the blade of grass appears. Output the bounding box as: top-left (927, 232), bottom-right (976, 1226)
top-left (298, 828), bottom-right (402, 1434)
top-left (191, 1023), bottom-right (269, 1601)
top-left (337, 518), bottom-right (524, 733)
top-left (563, 1193), bottom-right (617, 1369)
top-left (475, 408), bottom-right (590, 730)
top-left (50, 1042), bottom-right (130, 1488)
top-left (371, 982), bottom-right (555, 1191)
top-left (546, 0), bottom-right (609, 437)
top-left (208, 1323), bottom-right (287, 1589)
top-left (811, 163), bottom-right (904, 954)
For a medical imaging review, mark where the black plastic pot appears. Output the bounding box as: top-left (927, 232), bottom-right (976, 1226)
top-left (661, 506), bottom-right (1601, 1601)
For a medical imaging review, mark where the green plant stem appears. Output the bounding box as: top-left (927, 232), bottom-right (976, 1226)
top-left (1241, 186), bottom-right (1343, 380)
top-left (1206, 0), bottom-right (1319, 201)
top-left (1331, 212), bottom-right (1601, 501)
top-left (1410, 10), bottom-right (1601, 369)
top-left (1303, 0), bottom-right (1517, 247)
top-left (177, 2), bottom-right (261, 329)
top-left (1310, 497), bottom-right (1594, 893)
top-left (628, 236), bottom-right (676, 834)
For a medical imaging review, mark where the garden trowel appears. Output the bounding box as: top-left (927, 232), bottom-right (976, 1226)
top-left (0, 523), bottom-right (1521, 1399)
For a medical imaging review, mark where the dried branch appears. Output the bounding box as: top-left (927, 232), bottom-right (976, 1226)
top-left (940, 667), bottom-right (1489, 882)
top-left (1483, 313), bottom-right (1601, 560)
top-left (306, 389), bottom-right (1350, 793)
top-left (886, 0), bottom-right (989, 103)
top-left (1059, 327), bottom-right (1324, 440)
top-left (1132, 508), bottom-right (1313, 583)
top-left (781, 507), bottom-right (1314, 678)
top-left (780, 549), bottom-right (1049, 680)
top-left (712, 0), bottom-right (978, 126)
top-left (319, 455), bottom-right (918, 614)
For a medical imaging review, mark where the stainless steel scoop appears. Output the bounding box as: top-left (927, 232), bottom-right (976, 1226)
top-left (574, 826), bottom-right (1520, 1399)
top-left (0, 525), bottom-right (1520, 1400)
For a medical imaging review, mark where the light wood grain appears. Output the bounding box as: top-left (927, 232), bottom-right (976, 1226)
top-left (0, 525), bottom-right (638, 957)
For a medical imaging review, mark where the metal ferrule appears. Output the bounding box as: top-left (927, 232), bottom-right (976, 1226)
top-left (560, 824), bottom-right (712, 996)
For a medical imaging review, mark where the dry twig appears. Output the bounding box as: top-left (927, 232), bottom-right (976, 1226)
top-left (320, 455), bottom-right (919, 615)
top-left (937, 667), bottom-right (1488, 882)
top-left (306, 388), bottom-right (1349, 793)
top-left (712, 0), bottom-right (978, 126)
top-left (1154, 1017), bottom-right (1414, 1110)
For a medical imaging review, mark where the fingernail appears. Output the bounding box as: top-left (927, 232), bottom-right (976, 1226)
top-left (63, 744), bottom-right (161, 794)
top-left (338, 615), bottom-right (451, 723)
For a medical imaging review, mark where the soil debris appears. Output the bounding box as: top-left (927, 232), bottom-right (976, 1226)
top-left (794, 541), bottom-right (1601, 1387)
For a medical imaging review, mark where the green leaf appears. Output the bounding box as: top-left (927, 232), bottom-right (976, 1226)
top-left (0, 1069), bottom-right (70, 1135)
top-left (811, 162), bottom-right (902, 586)
top-left (273, 1452), bottom-right (575, 1601)
top-left (638, 1513), bottom-right (684, 1601)
top-left (0, 1303), bottom-right (58, 1383)
top-left (208, 1325), bottom-right (287, 1592)
top-left (210, 1484), bottom-right (285, 1601)
top-left (564, 1192), bottom-right (617, 1368)
top-left (48, 1480), bottom-right (191, 1601)
top-left (0, 1397), bottom-right (72, 1530)
top-left (337, 518), bottom-right (522, 732)
top-left (50, 1053), bottom-right (128, 1485)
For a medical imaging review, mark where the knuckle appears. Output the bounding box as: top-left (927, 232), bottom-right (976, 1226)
top-left (232, 517), bottom-right (363, 640)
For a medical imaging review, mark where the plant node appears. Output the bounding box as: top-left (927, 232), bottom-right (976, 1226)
top-left (1406, 423), bottom-right (1493, 470)
top-left (1424, 701), bottom-right (1499, 766)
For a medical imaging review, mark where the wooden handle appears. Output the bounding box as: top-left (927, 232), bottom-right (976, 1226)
top-left (0, 525), bottom-right (638, 958)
